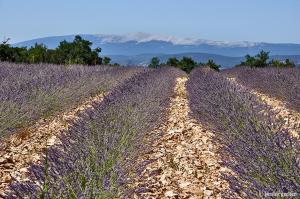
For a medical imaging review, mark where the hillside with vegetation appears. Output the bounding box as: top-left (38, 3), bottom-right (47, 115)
top-left (0, 36), bottom-right (115, 66)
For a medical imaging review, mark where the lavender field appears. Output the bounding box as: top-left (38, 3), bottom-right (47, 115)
top-left (0, 62), bottom-right (141, 138)
top-left (223, 67), bottom-right (300, 112)
top-left (0, 62), bottom-right (300, 198)
top-left (187, 68), bottom-right (300, 197)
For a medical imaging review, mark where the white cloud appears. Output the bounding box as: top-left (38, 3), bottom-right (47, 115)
top-left (95, 32), bottom-right (258, 47)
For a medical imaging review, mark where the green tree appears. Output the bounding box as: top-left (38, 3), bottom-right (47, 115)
top-left (0, 39), bottom-right (28, 63)
top-left (0, 36), bottom-right (103, 65)
top-left (270, 58), bottom-right (295, 67)
top-left (284, 59), bottom-right (296, 67)
top-left (13, 47), bottom-right (28, 63)
top-left (237, 50), bottom-right (270, 67)
top-left (206, 59), bottom-right (220, 71)
top-left (166, 57), bottom-right (179, 67)
top-left (255, 50), bottom-right (269, 67)
top-left (54, 35), bottom-right (102, 65)
top-left (93, 48), bottom-right (102, 65)
top-left (149, 57), bottom-right (160, 68)
top-left (240, 54), bottom-right (256, 67)
top-left (103, 57), bottom-right (111, 65)
top-left (270, 59), bottom-right (281, 67)
top-left (179, 56), bottom-right (197, 73)
top-left (0, 38), bottom-right (12, 62)
top-left (27, 43), bottom-right (49, 63)
top-left (112, 63), bottom-right (120, 67)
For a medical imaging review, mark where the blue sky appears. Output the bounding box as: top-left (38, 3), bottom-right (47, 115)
top-left (1, 0), bottom-right (300, 43)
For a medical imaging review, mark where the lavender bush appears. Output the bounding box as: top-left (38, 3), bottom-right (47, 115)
top-left (7, 67), bottom-right (184, 198)
top-left (0, 62), bottom-right (141, 138)
top-left (187, 68), bottom-right (300, 198)
top-left (223, 67), bottom-right (300, 112)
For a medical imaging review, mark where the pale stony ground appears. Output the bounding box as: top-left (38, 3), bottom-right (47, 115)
top-left (129, 77), bottom-right (238, 199)
top-left (0, 93), bottom-right (106, 197)
top-left (251, 90), bottom-right (300, 139)
top-left (228, 77), bottom-right (300, 139)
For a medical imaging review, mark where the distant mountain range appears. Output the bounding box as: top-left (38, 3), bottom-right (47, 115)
top-left (14, 33), bottom-right (300, 67)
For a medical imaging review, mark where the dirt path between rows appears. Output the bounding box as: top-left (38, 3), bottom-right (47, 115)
top-left (228, 77), bottom-right (300, 140)
top-left (251, 90), bottom-right (300, 139)
top-left (128, 77), bottom-right (239, 199)
top-left (0, 93), bottom-right (106, 197)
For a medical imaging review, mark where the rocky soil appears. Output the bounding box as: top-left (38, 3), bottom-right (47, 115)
top-left (128, 77), bottom-right (237, 199)
top-left (228, 77), bottom-right (300, 139)
top-left (0, 93), bottom-right (106, 197)
top-left (251, 89), bottom-right (300, 139)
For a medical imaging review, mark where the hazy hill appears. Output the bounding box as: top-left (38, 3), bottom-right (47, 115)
top-left (14, 33), bottom-right (300, 56)
top-left (14, 33), bottom-right (300, 67)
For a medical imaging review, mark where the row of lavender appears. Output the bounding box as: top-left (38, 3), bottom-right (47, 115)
top-left (187, 68), bottom-right (300, 198)
top-left (7, 67), bottom-right (184, 198)
top-left (223, 67), bottom-right (300, 112)
top-left (0, 62), bottom-right (141, 138)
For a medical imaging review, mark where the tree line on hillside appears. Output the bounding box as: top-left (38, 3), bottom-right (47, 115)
top-left (0, 35), bottom-right (116, 66)
top-left (1, 36), bottom-right (296, 70)
top-left (236, 50), bottom-right (296, 68)
top-left (149, 56), bottom-right (221, 73)
top-left (149, 50), bottom-right (296, 73)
